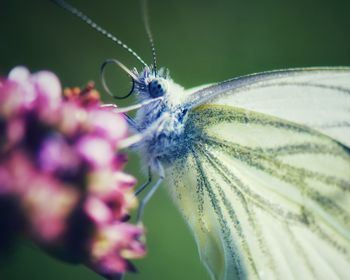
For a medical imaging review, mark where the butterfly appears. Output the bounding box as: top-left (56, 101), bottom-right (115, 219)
top-left (53, 0), bottom-right (350, 279)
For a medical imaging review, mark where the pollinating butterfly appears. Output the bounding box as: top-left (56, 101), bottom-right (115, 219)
top-left (53, 0), bottom-right (350, 279)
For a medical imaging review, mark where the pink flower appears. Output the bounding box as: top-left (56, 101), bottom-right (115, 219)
top-left (0, 66), bottom-right (146, 278)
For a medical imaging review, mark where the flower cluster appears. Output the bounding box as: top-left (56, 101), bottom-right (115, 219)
top-left (0, 67), bottom-right (145, 277)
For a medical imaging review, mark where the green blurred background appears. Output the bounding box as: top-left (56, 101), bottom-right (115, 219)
top-left (0, 0), bottom-right (350, 279)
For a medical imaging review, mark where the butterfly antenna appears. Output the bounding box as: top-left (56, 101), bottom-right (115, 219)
top-left (51, 0), bottom-right (148, 68)
top-left (141, 0), bottom-right (158, 76)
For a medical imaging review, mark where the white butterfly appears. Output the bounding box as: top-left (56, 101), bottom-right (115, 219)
top-left (54, 1), bottom-right (350, 279)
top-left (132, 67), bottom-right (350, 280)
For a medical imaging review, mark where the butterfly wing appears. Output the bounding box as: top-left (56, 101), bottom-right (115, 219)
top-left (165, 69), bottom-right (350, 280)
top-left (185, 67), bottom-right (350, 147)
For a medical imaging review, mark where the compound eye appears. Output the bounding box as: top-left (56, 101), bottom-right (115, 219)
top-left (148, 79), bottom-right (166, 98)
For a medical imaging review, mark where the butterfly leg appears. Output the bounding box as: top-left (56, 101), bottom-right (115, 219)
top-left (124, 114), bottom-right (137, 129)
top-left (135, 166), bottom-right (152, 196)
top-left (136, 177), bottom-right (163, 222)
top-left (136, 162), bottom-right (164, 222)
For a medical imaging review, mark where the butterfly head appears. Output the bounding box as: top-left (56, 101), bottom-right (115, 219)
top-left (134, 67), bottom-right (186, 108)
top-left (148, 78), bottom-right (167, 98)
top-left (135, 67), bottom-right (171, 100)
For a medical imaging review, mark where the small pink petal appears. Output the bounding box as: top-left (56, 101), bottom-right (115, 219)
top-left (76, 136), bottom-right (114, 169)
top-left (23, 176), bottom-right (79, 241)
top-left (111, 153), bottom-right (128, 170)
top-left (97, 254), bottom-right (128, 274)
top-left (89, 109), bottom-right (127, 143)
top-left (90, 223), bottom-right (146, 274)
top-left (7, 118), bottom-right (25, 146)
top-left (114, 172), bottom-right (136, 189)
top-left (84, 196), bottom-right (112, 225)
top-left (31, 71), bottom-right (62, 110)
top-left (59, 102), bottom-right (85, 135)
top-left (8, 66), bottom-right (30, 83)
top-left (38, 135), bottom-right (80, 173)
